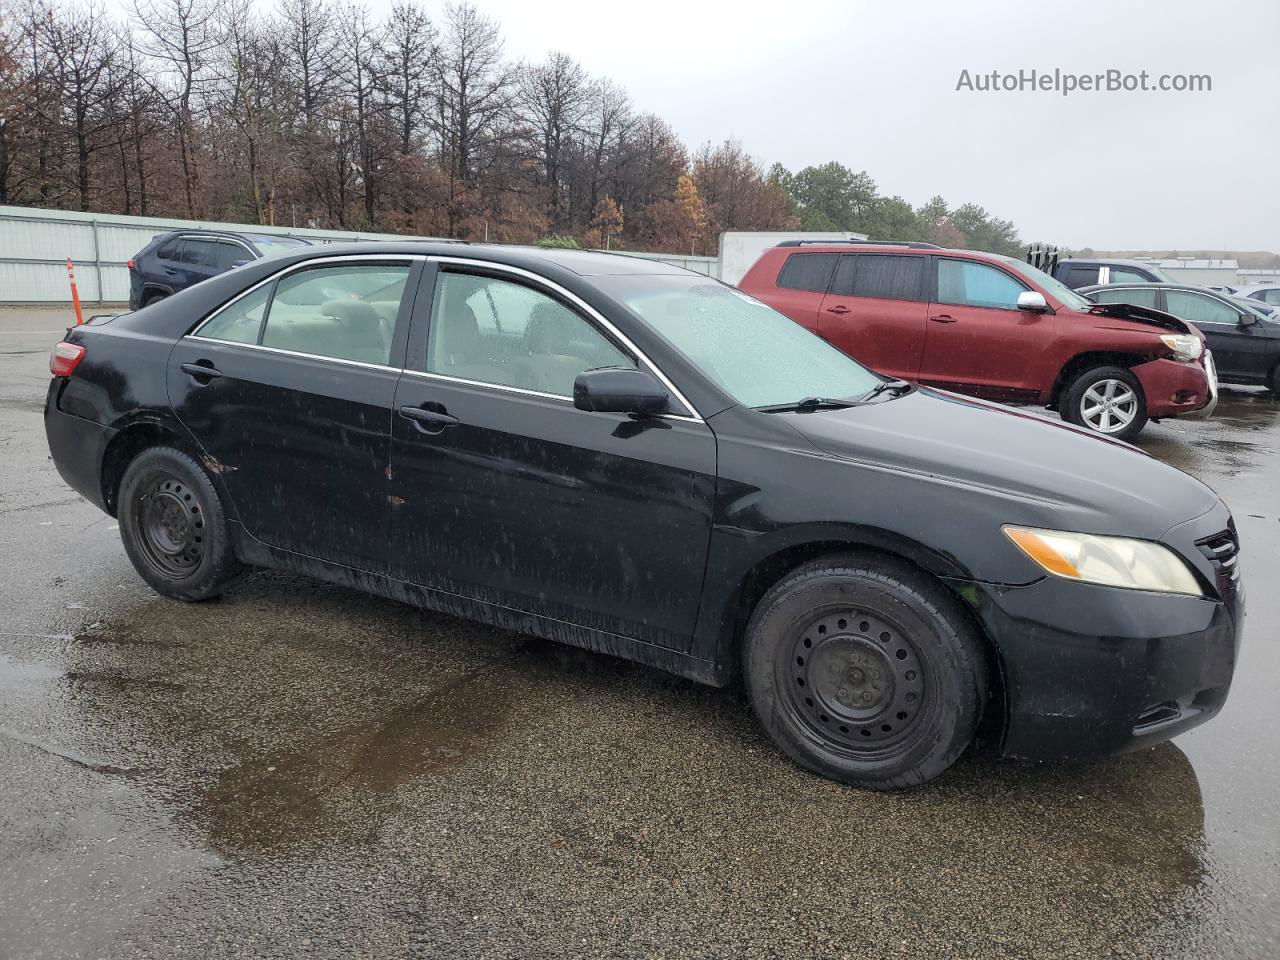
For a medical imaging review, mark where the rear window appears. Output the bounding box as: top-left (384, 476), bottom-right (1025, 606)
top-left (776, 253), bottom-right (838, 293)
top-left (247, 234), bottom-right (308, 251)
top-left (830, 254), bottom-right (926, 301)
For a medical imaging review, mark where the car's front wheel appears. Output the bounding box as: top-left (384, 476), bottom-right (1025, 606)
top-left (743, 555), bottom-right (988, 791)
top-left (117, 447), bottom-right (246, 601)
top-left (1059, 365), bottom-right (1148, 441)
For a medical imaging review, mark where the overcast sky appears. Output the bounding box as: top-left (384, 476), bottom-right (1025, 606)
top-left (315, 0), bottom-right (1278, 249)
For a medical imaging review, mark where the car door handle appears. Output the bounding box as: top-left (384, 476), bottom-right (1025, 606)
top-left (399, 404), bottom-right (459, 432)
top-left (180, 361), bottom-right (223, 380)
top-left (929, 314), bottom-right (957, 324)
top-left (826, 305), bottom-right (851, 315)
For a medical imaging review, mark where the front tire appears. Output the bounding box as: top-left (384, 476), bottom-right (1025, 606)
top-left (743, 555), bottom-right (988, 791)
top-left (117, 447), bottom-right (246, 601)
top-left (1059, 365), bottom-right (1148, 441)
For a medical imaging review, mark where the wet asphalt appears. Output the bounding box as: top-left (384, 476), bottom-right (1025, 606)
top-left (1, 306), bottom-right (1277, 960)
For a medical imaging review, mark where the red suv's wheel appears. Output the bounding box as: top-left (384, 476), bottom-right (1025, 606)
top-left (1059, 366), bottom-right (1148, 442)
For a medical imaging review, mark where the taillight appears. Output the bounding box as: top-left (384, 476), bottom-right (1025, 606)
top-left (126, 258), bottom-right (135, 270)
top-left (50, 341), bottom-right (85, 377)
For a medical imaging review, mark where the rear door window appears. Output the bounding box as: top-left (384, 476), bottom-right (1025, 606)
top-left (935, 260), bottom-right (1028, 309)
top-left (261, 264), bottom-right (412, 364)
top-left (180, 240), bottom-right (221, 267)
top-left (831, 254), bottom-right (926, 301)
top-left (777, 253), bottom-right (838, 293)
top-left (1091, 287), bottom-right (1159, 308)
top-left (1064, 265), bottom-right (1100, 288)
top-left (209, 241), bottom-right (247, 270)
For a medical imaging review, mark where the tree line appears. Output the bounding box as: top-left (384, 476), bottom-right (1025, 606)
top-left (0, 0), bottom-right (1025, 256)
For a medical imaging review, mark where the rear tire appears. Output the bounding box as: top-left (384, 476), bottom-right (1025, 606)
top-left (743, 554), bottom-right (988, 791)
top-left (117, 447), bottom-right (246, 601)
top-left (1059, 365), bottom-right (1148, 441)
top-left (1268, 364), bottom-right (1280, 398)
top-left (142, 291), bottom-right (167, 308)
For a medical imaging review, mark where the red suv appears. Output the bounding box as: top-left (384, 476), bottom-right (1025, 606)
top-left (739, 242), bottom-right (1217, 441)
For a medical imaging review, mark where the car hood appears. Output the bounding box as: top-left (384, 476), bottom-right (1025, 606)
top-left (1085, 301), bottom-right (1198, 334)
top-left (782, 387), bottom-right (1220, 541)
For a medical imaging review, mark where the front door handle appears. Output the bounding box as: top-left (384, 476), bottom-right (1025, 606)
top-left (399, 404), bottom-right (459, 433)
top-left (826, 305), bottom-right (851, 315)
top-left (180, 361), bottom-right (223, 380)
top-left (929, 314), bottom-right (957, 324)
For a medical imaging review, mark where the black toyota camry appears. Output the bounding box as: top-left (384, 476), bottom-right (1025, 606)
top-left (44, 243), bottom-right (1243, 790)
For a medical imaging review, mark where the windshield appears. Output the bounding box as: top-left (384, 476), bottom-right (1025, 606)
top-left (1232, 297), bottom-right (1276, 321)
top-left (600, 275), bottom-right (881, 408)
top-left (997, 256), bottom-right (1095, 311)
top-left (1148, 265), bottom-right (1175, 282)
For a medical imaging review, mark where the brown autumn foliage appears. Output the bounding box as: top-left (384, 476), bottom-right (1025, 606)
top-left (0, 0), bottom-right (796, 251)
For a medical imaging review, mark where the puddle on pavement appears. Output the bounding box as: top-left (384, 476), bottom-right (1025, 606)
top-left (200, 664), bottom-right (524, 853)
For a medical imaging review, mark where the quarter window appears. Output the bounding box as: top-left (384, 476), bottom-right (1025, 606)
top-left (426, 271), bottom-right (634, 397)
top-left (830, 254), bottom-right (926, 301)
top-left (935, 260), bottom-right (1028, 310)
top-left (198, 283), bottom-right (271, 344)
top-left (1064, 265), bottom-right (1099, 289)
top-left (1164, 291), bottom-right (1238, 327)
top-left (777, 253), bottom-right (839, 293)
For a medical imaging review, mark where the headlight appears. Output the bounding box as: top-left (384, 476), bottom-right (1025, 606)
top-left (1003, 526), bottom-right (1203, 596)
top-left (1160, 334), bottom-right (1202, 362)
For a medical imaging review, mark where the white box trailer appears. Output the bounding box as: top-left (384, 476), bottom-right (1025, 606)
top-left (717, 231), bottom-right (869, 287)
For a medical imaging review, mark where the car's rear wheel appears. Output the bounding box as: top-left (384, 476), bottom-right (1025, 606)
top-left (1059, 365), bottom-right (1148, 441)
top-left (743, 555), bottom-right (988, 791)
top-left (1268, 363), bottom-right (1280, 398)
top-left (142, 291), bottom-right (168, 308)
top-left (117, 447), bottom-right (245, 601)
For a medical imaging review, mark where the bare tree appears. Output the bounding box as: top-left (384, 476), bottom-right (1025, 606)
top-left (336, 2), bottom-right (384, 226)
top-left (380, 0), bottom-right (434, 156)
top-left (432, 2), bottom-right (510, 234)
top-left (279, 0), bottom-right (336, 128)
top-left (518, 51), bottom-right (589, 229)
top-left (131, 0), bottom-right (217, 216)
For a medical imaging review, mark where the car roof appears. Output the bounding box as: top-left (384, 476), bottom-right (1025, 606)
top-left (1078, 282), bottom-right (1223, 293)
top-left (1059, 258), bottom-right (1159, 269)
top-left (1234, 282), bottom-right (1280, 294)
top-left (157, 229), bottom-right (312, 246)
top-left (259, 241), bottom-right (700, 277)
top-left (769, 243), bottom-right (1008, 263)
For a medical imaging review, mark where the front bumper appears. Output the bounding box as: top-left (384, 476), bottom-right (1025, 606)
top-left (1136, 354), bottom-right (1217, 419)
top-left (958, 507), bottom-right (1242, 760)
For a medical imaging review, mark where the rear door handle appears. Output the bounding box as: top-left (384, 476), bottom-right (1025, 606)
top-left (399, 404), bottom-right (459, 432)
top-left (929, 314), bottom-right (957, 324)
top-left (826, 305), bottom-right (851, 315)
top-left (180, 361), bottom-right (223, 379)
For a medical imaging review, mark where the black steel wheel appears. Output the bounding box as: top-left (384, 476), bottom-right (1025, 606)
top-left (117, 446), bottom-right (246, 601)
top-left (132, 475), bottom-right (206, 578)
top-left (744, 554), bottom-right (988, 790)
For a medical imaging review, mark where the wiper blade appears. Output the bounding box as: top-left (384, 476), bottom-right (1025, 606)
top-left (857, 379), bottom-right (913, 402)
top-left (756, 396), bottom-right (857, 413)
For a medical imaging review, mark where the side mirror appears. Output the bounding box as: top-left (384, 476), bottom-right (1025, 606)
top-left (1016, 291), bottom-right (1049, 313)
top-left (1238, 312), bottom-right (1259, 327)
top-left (573, 367), bottom-right (669, 416)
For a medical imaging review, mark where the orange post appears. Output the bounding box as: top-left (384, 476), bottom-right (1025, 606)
top-left (66, 257), bottom-right (84, 325)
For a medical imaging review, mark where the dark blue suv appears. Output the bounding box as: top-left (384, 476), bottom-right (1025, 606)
top-left (127, 230), bottom-right (311, 309)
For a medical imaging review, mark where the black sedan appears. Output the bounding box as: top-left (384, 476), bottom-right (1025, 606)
top-left (45, 244), bottom-right (1243, 790)
top-left (1082, 282), bottom-right (1280, 395)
